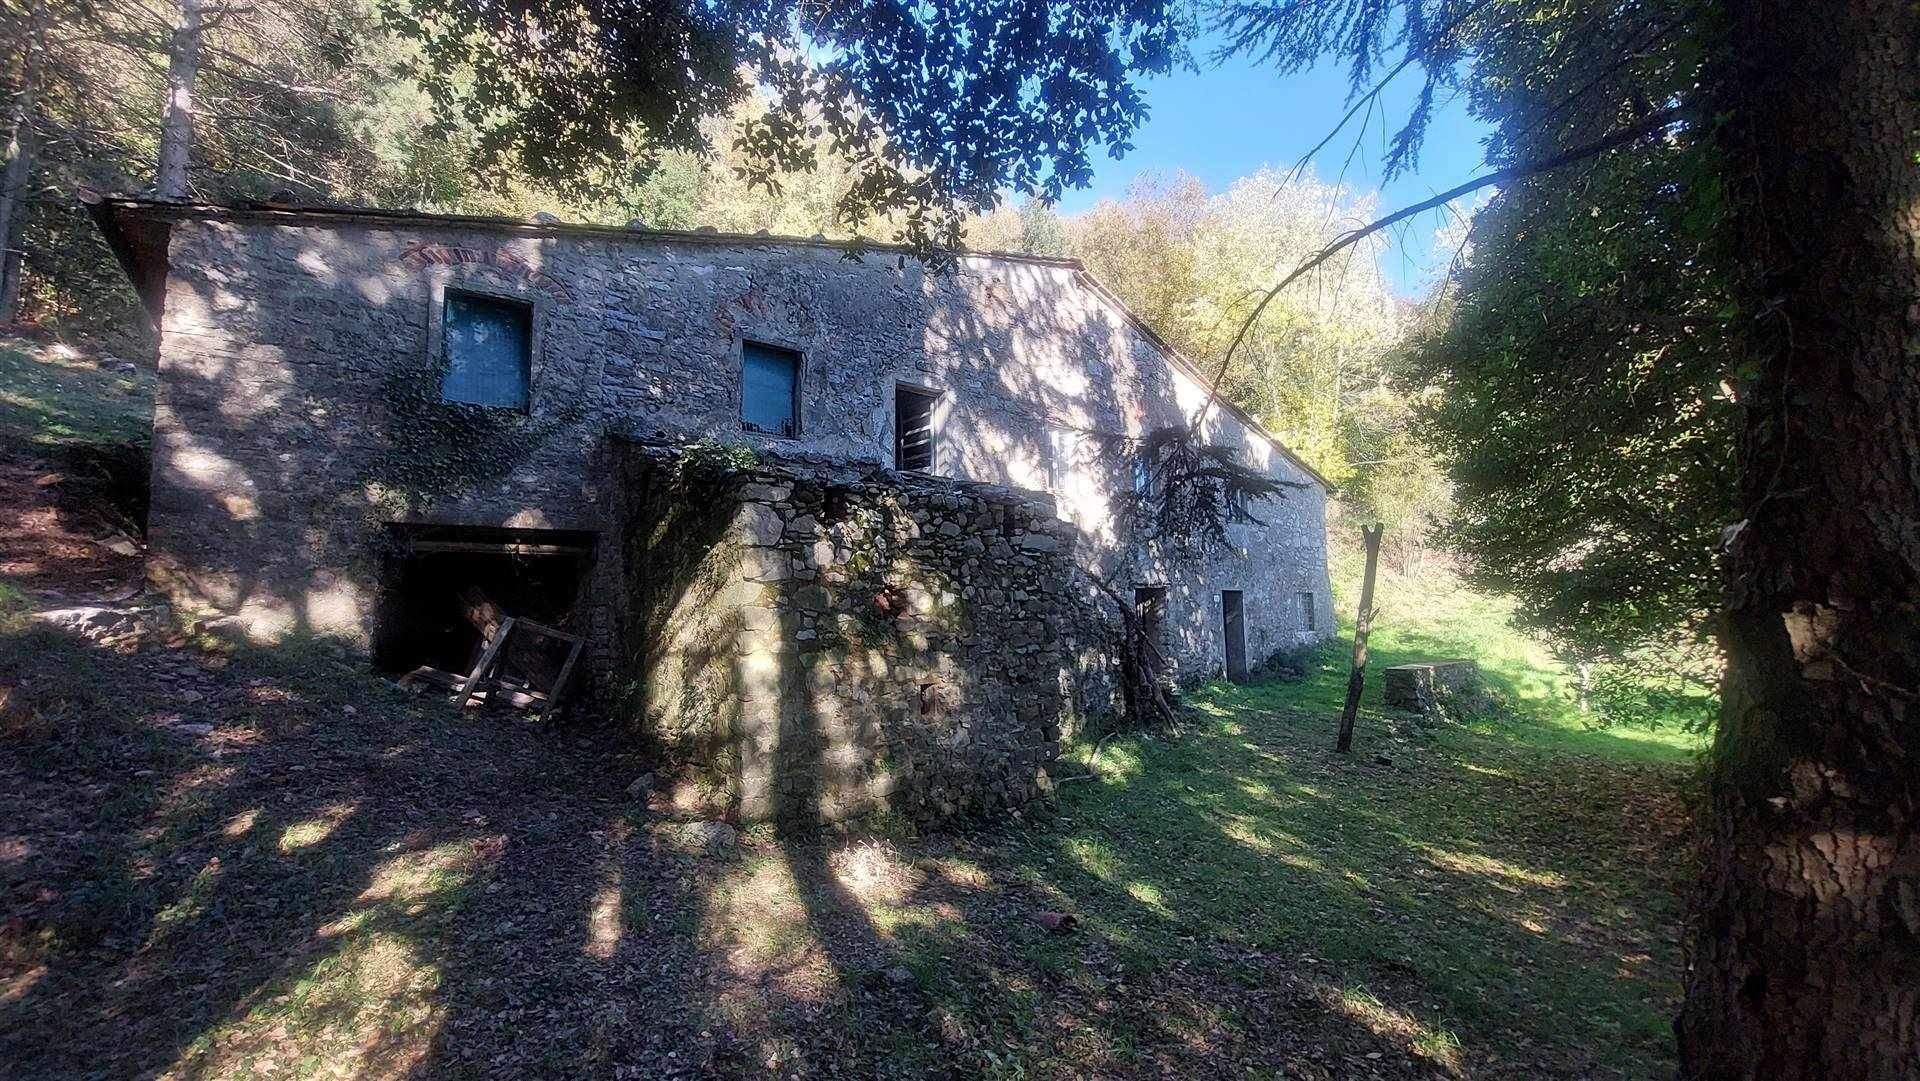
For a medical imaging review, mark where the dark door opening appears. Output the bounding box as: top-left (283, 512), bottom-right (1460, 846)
top-left (372, 524), bottom-right (595, 689)
top-left (1133, 585), bottom-right (1169, 677)
top-left (1221, 589), bottom-right (1248, 682)
top-left (894, 385), bottom-right (938, 471)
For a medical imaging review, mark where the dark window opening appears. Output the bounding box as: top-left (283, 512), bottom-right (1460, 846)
top-left (373, 524), bottom-right (594, 693)
top-left (742, 342), bottom-right (801, 436)
top-left (1298, 590), bottom-right (1317, 631)
top-left (1222, 589), bottom-right (1248, 682)
top-left (894, 385), bottom-right (938, 471)
top-left (441, 291), bottom-right (532, 410)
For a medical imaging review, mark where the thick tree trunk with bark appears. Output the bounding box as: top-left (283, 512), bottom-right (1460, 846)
top-left (1678, 0), bottom-right (1920, 1075)
top-left (1335, 524), bottom-right (1382, 753)
top-left (156, 0), bottom-right (204, 200)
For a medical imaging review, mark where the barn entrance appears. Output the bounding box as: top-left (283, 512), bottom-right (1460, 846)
top-left (372, 524), bottom-right (596, 706)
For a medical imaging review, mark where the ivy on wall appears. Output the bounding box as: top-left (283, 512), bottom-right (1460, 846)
top-left (358, 357), bottom-right (588, 519)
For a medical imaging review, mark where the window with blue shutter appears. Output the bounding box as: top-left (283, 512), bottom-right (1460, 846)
top-left (741, 342), bottom-right (801, 436)
top-left (1132, 450), bottom-right (1155, 499)
top-left (441, 292), bottom-right (532, 410)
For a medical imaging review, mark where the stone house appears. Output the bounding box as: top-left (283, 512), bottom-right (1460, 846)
top-left (88, 194), bottom-right (1336, 822)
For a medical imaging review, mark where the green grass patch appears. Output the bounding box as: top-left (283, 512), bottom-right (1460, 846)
top-left (0, 341), bottom-right (153, 452)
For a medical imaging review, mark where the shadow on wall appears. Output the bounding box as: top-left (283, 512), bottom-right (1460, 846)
top-left (612, 441), bottom-right (1075, 829)
top-left (144, 220), bottom-right (605, 646)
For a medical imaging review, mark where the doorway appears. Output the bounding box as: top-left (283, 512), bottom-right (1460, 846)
top-left (1133, 585), bottom-right (1169, 678)
top-left (1221, 589), bottom-right (1247, 682)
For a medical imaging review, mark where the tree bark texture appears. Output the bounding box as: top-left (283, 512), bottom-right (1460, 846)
top-left (1335, 524), bottom-right (1382, 754)
top-left (1679, 0), bottom-right (1920, 1076)
top-left (0, 3), bottom-right (46, 320)
top-left (156, 0), bottom-right (203, 200)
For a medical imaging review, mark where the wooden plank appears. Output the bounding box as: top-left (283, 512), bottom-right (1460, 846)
top-left (513, 617), bottom-right (582, 644)
top-left (398, 665), bottom-right (463, 689)
top-left (545, 637), bottom-right (585, 713)
top-left (457, 616), bottom-right (515, 706)
top-left (404, 540), bottom-right (590, 556)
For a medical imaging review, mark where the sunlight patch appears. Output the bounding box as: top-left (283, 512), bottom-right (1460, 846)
top-left (585, 883), bottom-right (623, 959)
top-left (829, 839), bottom-right (921, 905)
top-left (176, 929), bottom-right (444, 1080)
top-left (278, 801), bottom-right (359, 853)
top-left (1328, 983), bottom-right (1466, 1077)
top-left (221, 807), bottom-right (260, 837)
top-left (705, 856), bottom-right (838, 999)
top-left (1422, 847), bottom-right (1567, 889)
top-left (1125, 879), bottom-right (1170, 915)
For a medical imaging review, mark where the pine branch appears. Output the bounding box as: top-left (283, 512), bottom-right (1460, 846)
top-left (1187, 103), bottom-right (1687, 432)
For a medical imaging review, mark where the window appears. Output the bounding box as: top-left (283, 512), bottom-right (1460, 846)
top-left (894, 385), bottom-right (938, 471)
top-left (1131, 450), bottom-right (1155, 499)
top-left (441, 292), bottom-right (532, 409)
top-left (1298, 591), bottom-right (1317, 631)
top-left (741, 342), bottom-right (801, 436)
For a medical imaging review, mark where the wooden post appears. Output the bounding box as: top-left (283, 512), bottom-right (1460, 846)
top-left (457, 617), bottom-right (515, 707)
top-left (1335, 524), bottom-right (1384, 753)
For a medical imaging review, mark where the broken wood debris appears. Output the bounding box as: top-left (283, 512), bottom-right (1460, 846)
top-left (398, 610), bottom-right (585, 718)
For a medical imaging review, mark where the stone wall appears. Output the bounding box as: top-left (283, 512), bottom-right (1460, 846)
top-left (614, 444), bottom-right (1076, 824)
top-left (133, 207), bottom-right (1334, 692)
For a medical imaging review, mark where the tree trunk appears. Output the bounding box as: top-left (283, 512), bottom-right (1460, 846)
top-left (1678, 0), bottom-right (1920, 1076)
top-left (1335, 524), bottom-right (1382, 753)
top-left (156, 0), bottom-right (203, 200)
top-left (0, 4), bottom-right (46, 321)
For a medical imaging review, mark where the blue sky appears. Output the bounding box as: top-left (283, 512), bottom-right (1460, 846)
top-left (1054, 49), bottom-right (1492, 296)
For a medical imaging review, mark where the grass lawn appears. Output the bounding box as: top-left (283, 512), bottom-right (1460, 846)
top-left (0, 340), bottom-right (152, 451)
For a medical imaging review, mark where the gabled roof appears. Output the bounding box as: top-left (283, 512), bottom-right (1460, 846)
top-left (82, 190), bottom-right (1333, 492)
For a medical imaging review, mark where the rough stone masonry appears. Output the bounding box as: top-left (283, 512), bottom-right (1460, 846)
top-left (617, 445), bottom-right (1078, 825)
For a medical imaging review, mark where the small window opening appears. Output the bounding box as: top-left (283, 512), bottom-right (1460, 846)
top-left (821, 485), bottom-right (854, 525)
top-left (741, 342), bottom-right (801, 436)
top-left (1298, 590), bottom-right (1317, 632)
top-left (894, 385), bottom-right (938, 471)
top-left (1131, 450), bottom-right (1155, 500)
top-left (441, 291), bottom-right (532, 410)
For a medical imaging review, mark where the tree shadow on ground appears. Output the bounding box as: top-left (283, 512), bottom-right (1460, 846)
top-left (0, 624), bottom-right (714, 1078)
top-left (0, 621), bottom-right (1691, 1078)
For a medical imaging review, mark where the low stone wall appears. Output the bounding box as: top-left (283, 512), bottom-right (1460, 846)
top-left (1383, 660), bottom-right (1488, 715)
top-left (613, 443), bottom-right (1082, 826)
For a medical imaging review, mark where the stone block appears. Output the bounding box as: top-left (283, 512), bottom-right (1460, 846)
top-left (1383, 660), bottom-right (1486, 712)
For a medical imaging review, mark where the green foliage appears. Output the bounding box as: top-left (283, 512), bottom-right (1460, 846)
top-left (1203, 0), bottom-right (1734, 683)
top-left (1057, 169), bottom-right (1445, 537)
top-left (672, 438), bottom-right (761, 481)
top-left (1384, 2), bottom-right (1734, 671)
top-left (382, 0), bottom-right (1189, 253)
